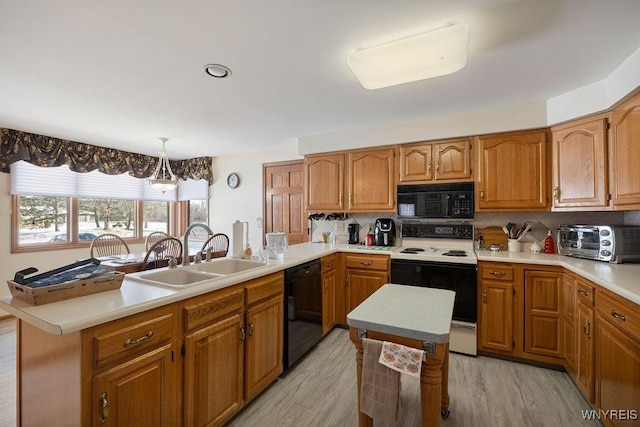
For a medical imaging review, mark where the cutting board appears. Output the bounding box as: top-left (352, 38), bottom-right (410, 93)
top-left (475, 226), bottom-right (508, 250)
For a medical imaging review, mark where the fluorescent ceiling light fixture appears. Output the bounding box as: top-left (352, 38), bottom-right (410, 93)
top-left (347, 23), bottom-right (469, 90)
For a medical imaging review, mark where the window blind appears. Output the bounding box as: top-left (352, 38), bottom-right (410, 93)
top-left (10, 161), bottom-right (208, 201)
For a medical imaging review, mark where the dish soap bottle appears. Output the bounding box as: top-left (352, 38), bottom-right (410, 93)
top-left (243, 240), bottom-right (253, 259)
top-left (544, 230), bottom-right (556, 254)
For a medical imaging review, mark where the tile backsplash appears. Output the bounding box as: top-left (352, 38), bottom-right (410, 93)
top-left (310, 210), bottom-right (640, 244)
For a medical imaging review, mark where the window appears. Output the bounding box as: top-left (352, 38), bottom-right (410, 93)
top-left (10, 161), bottom-right (209, 252)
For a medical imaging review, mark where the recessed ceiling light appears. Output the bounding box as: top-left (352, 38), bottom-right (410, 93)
top-left (347, 23), bottom-right (469, 90)
top-left (204, 64), bottom-right (232, 78)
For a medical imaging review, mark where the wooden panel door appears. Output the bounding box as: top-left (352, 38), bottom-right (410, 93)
top-left (562, 274), bottom-right (578, 376)
top-left (611, 93), bottom-right (640, 209)
top-left (399, 142), bottom-right (433, 182)
top-left (264, 160), bottom-right (308, 245)
top-left (345, 269), bottom-right (388, 314)
top-left (479, 280), bottom-right (514, 353)
top-left (596, 318), bottom-right (640, 426)
top-left (183, 313), bottom-right (244, 427)
top-left (524, 271), bottom-right (562, 358)
top-left (322, 267), bottom-right (337, 335)
top-left (476, 129), bottom-right (548, 211)
top-left (93, 344), bottom-right (177, 427)
top-left (576, 300), bottom-right (595, 403)
top-left (434, 139), bottom-right (472, 181)
top-left (551, 115), bottom-right (609, 210)
top-left (245, 295), bottom-right (284, 401)
top-left (304, 153), bottom-right (345, 211)
top-left (347, 147), bottom-right (396, 212)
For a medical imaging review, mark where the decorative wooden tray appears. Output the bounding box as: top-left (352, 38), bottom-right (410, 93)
top-left (7, 258), bottom-right (124, 306)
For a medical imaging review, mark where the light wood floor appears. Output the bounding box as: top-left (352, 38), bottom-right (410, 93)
top-left (0, 320), bottom-right (600, 427)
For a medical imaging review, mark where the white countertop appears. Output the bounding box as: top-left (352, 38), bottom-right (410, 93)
top-left (346, 284), bottom-right (455, 343)
top-left (477, 250), bottom-right (640, 305)
top-left (2, 242), bottom-right (639, 335)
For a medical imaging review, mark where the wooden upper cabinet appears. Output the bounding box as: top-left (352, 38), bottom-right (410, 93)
top-left (305, 147), bottom-right (395, 212)
top-left (304, 153), bottom-right (345, 211)
top-left (399, 138), bottom-right (471, 183)
top-left (610, 92), bottom-right (640, 209)
top-left (551, 115), bottom-right (610, 210)
top-left (475, 129), bottom-right (549, 211)
top-left (348, 147), bottom-right (395, 211)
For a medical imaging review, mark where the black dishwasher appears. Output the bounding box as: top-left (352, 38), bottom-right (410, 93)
top-left (283, 259), bottom-right (322, 372)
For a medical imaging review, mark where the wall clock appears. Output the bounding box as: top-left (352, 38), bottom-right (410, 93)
top-left (227, 172), bottom-right (240, 189)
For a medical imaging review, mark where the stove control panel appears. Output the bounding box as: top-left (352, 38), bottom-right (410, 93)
top-left (401, 223), bottom-right (473, 240)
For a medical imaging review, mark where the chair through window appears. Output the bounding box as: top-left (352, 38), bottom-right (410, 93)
top-left (201, 233), bottom-right (229, 259)
top-left (145, 231), bottom-right (169, 251)
top-left (89, 234), bottom-right (130, 258)
top-left (142, 237), bottom-right (183, 270)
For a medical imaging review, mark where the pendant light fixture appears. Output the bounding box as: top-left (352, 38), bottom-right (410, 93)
top-left (148, 137), bottom-right (178, 193)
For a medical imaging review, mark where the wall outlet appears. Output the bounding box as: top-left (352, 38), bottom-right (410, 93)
top-left (336, 222), bottom-right (345, 232)
top-left (256, 217), bottom-right (263, 229)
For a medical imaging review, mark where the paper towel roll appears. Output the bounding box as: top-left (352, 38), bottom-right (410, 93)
top-left (232, 220), bottom-right (248, 258)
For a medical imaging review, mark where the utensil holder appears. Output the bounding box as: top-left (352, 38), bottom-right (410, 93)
top-left (508, 239), bottom-right (522, 252)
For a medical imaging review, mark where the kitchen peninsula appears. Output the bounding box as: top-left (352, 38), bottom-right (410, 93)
top-left (1, 242), bottom-right (639, 426)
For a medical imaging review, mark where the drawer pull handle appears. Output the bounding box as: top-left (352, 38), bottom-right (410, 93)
top-left (360, 261), bottom-right (373, 266)
top-left (326, 262), bottom-right (333, 268)
top-left (583, 319), bottom-right (591, 339)
top-left (240, 326), bottom-right (246, 343)
top-left (578, 289), bottom-right (589, 297)
top-left (611, 310), bottom-right (627, 322)
top-left (98, 392), bottom-right (109, 424)
top-left (489, 271), bottom-right (505, 276)
top-left (123, 331), bottom-right (153, 348)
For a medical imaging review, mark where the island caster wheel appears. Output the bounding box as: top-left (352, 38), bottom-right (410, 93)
top-left (441, 409), bottom-right (450, 419)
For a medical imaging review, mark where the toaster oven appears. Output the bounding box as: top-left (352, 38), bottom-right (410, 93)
top-left (557, 225), bottom-right (640, 263)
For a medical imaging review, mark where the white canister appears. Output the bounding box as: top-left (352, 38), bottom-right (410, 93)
top-left (530, 241), bottom-right (542, 253)
top-left (507, 239), bottom-right (522, 252)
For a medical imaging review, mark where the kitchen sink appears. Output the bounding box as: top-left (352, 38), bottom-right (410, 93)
top-left (193, 258), bottom-right (268, 275)
top-left (134, 269), bottom-right (220, 288)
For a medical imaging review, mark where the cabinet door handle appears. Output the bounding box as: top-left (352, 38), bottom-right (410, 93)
top-left (427, 163), bottom-right (432, 172)
top-left (577, 289), bottom-right (589, 297)
top-left (480, 190), bottom-right (485, 201)
top-left (611, 309), bottom-right (627, 322)
top-left (324, 283), bottom-right (328, 293)
top-left (248, 321), bottom-right (254, 337)
top-left (349, 193), bottom-right (353, 207)
top-left (239, 326), bottom-right (246, 343)
top-left (482, 290), bottom-right (487, 304)
top-left (435, 161), bottom-right (440, 172)
top-left (339, 194), bottom-right (343, 207)
top-left (583, 319), bottom-right (591, 339)
top-left (489, 270), bottom-right (505, 276)
top-left (98, 392), bottom-right (109, 424)
top-left (553, 187), bottom-right (560, 201)
top-left (360, 261), bottom-right (373, 266)
top-left (123, 331), bottom-right (153, 348)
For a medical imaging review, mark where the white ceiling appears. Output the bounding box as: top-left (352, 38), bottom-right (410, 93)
top-left (1, 0), bottom-right (640, 159)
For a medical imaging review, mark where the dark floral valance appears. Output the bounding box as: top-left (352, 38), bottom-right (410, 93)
top-left (0, 128), bottom-right (213, 183)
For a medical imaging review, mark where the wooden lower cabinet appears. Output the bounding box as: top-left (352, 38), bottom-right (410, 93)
top-left (596, 288), bottom-right (640, 426)
top-left (479, 279), bottom-right (514, 353)
top-left (563, 273), bottom-right (578, 376)
top-left (524, 270), bottom-right (562, 358)
top-left (321, 254), bottom-right (337, 335)
top-left (183, 313), bottom-right (245, 426)
top-left (576, 300), bottom-right (595, 402)
top-left (344, 254), bottom-right (389, 314)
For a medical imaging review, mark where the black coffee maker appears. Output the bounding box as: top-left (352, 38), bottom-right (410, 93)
top-left (374, 218), bottom-right (396, 246)
top-left (347, 223), bottom-right (360, 244)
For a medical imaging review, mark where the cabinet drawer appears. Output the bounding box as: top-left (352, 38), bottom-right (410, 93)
top-left (321, 254), bottom-right (337, 272)
top-left (481, 264), bottom-right (514, 281)
top-left (92, 305), bottom-right (175, 370)
top-left (576, 279), bottom-right (596, 307)
top-left (597, 288), bottom-right (640, 340)
top-left (345, 254), bottom-right (388, 271)
top-left (183, 286), bottom-right (244, 332)
top-left (246, 272), bottom-right (284, 306)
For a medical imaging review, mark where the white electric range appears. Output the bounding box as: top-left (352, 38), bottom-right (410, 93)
top-left (390, 222), bottom-right (478, 356)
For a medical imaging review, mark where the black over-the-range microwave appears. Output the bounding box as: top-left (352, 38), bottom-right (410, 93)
top-left (397, 182), bottom-right (474, 219)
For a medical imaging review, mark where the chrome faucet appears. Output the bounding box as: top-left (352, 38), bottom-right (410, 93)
top-left (182, 223), bottom-right (214, 266)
